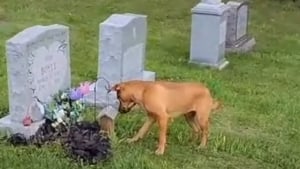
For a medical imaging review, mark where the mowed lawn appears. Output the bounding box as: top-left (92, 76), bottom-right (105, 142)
top-left (0, 0), bottom-right (300, 168)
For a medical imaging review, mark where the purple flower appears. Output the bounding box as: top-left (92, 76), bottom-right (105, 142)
top-left (69, 88), bottom-right (83, 100)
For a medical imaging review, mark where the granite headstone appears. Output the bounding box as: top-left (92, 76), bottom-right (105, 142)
top-left (189, 0), bottom-right (230, 70)
top-left (0, 24), bottom-right (71, 138)
top-left (225, 0), bottom-right (256, 53)
top-left (84, 14), bottom-right (156, 129)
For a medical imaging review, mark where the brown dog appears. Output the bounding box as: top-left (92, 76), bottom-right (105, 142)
top-left (109, 80), bottom-right (221, 155)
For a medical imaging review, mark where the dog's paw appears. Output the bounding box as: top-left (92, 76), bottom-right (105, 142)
top-left (155, 148), bottom-right (164, 155)
top-left (196, 144), bottom-right (207, 150)
top-left (126, 137), bottom-right (139, 143)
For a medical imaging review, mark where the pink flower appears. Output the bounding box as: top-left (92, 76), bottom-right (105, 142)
top-left (78, 81), bottom-right (91, 95)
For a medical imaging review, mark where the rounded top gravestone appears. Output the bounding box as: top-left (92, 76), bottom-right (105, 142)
top-left (5, 24), bottom-right (71, 122)
top-left (225, 0), bottom-right (255, 53)
top-left (0, 24), bottom-right (71, 139)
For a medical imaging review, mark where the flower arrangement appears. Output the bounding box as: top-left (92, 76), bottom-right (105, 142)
top-left (42, 81), bottom-right (92, 128)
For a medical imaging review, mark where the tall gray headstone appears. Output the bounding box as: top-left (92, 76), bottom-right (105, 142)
top-left (0, 24), bottom-right (71, 138)
top-left (84, 13), bottom-right (155, 112)
top-left (189, 0), bottom-right (230, 70)
top-left (225, 1), bottom-right (256, 53)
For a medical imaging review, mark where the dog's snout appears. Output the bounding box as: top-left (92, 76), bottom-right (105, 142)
top-left (119, 107), bottom-right (129, 114)
top-left (118, 104), bottom-right (128, 113)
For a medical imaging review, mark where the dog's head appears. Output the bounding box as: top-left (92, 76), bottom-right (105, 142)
top-left (109, 83), bottom-right (136, 114)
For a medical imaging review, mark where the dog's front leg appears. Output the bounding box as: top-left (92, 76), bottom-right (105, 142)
top-left (155, 116), bottom-right (169, 155)
top-left (127, 117), bottom-right (155, 143)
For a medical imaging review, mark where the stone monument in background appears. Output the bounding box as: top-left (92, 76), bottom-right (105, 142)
top-left (189, 0), bottom-right (230, 70)
top-left (225, 0), bottom-right (256, 53)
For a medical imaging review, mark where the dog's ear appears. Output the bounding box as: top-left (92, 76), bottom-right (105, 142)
top-left (108, 84), bottom-right (121, 93)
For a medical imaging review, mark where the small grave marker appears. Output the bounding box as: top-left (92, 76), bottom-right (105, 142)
top-left (225, 0), bottom-right (256, 53)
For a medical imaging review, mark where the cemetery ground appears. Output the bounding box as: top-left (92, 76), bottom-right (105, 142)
top-left (0, 0), bottom-right (299, 168)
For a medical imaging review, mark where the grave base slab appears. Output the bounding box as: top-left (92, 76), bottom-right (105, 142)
top-left (226, 37), bottom-right (256, 54)
top-left (142, 70), bottom-right (156, 81)
top-left (0, 115), bottom-right (45, 139)
top-left (189, 59), bottom-right (229, 70)
top-left (84, 94), bottom-right (116, 109)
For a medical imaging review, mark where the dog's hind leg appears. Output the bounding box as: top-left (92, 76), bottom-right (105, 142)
top-left (197, 116), bottom-right (209, 148)
top-left (184, 111), bottom-right (200, 141)
top-left (194, 102), bottom-right (211, 148)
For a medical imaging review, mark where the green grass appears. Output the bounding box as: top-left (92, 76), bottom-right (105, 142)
top-left (0, 0), bottom-right (300, 168)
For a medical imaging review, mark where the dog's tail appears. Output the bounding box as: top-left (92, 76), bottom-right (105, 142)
top-left (211, 99), bottom-right (223, 113)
